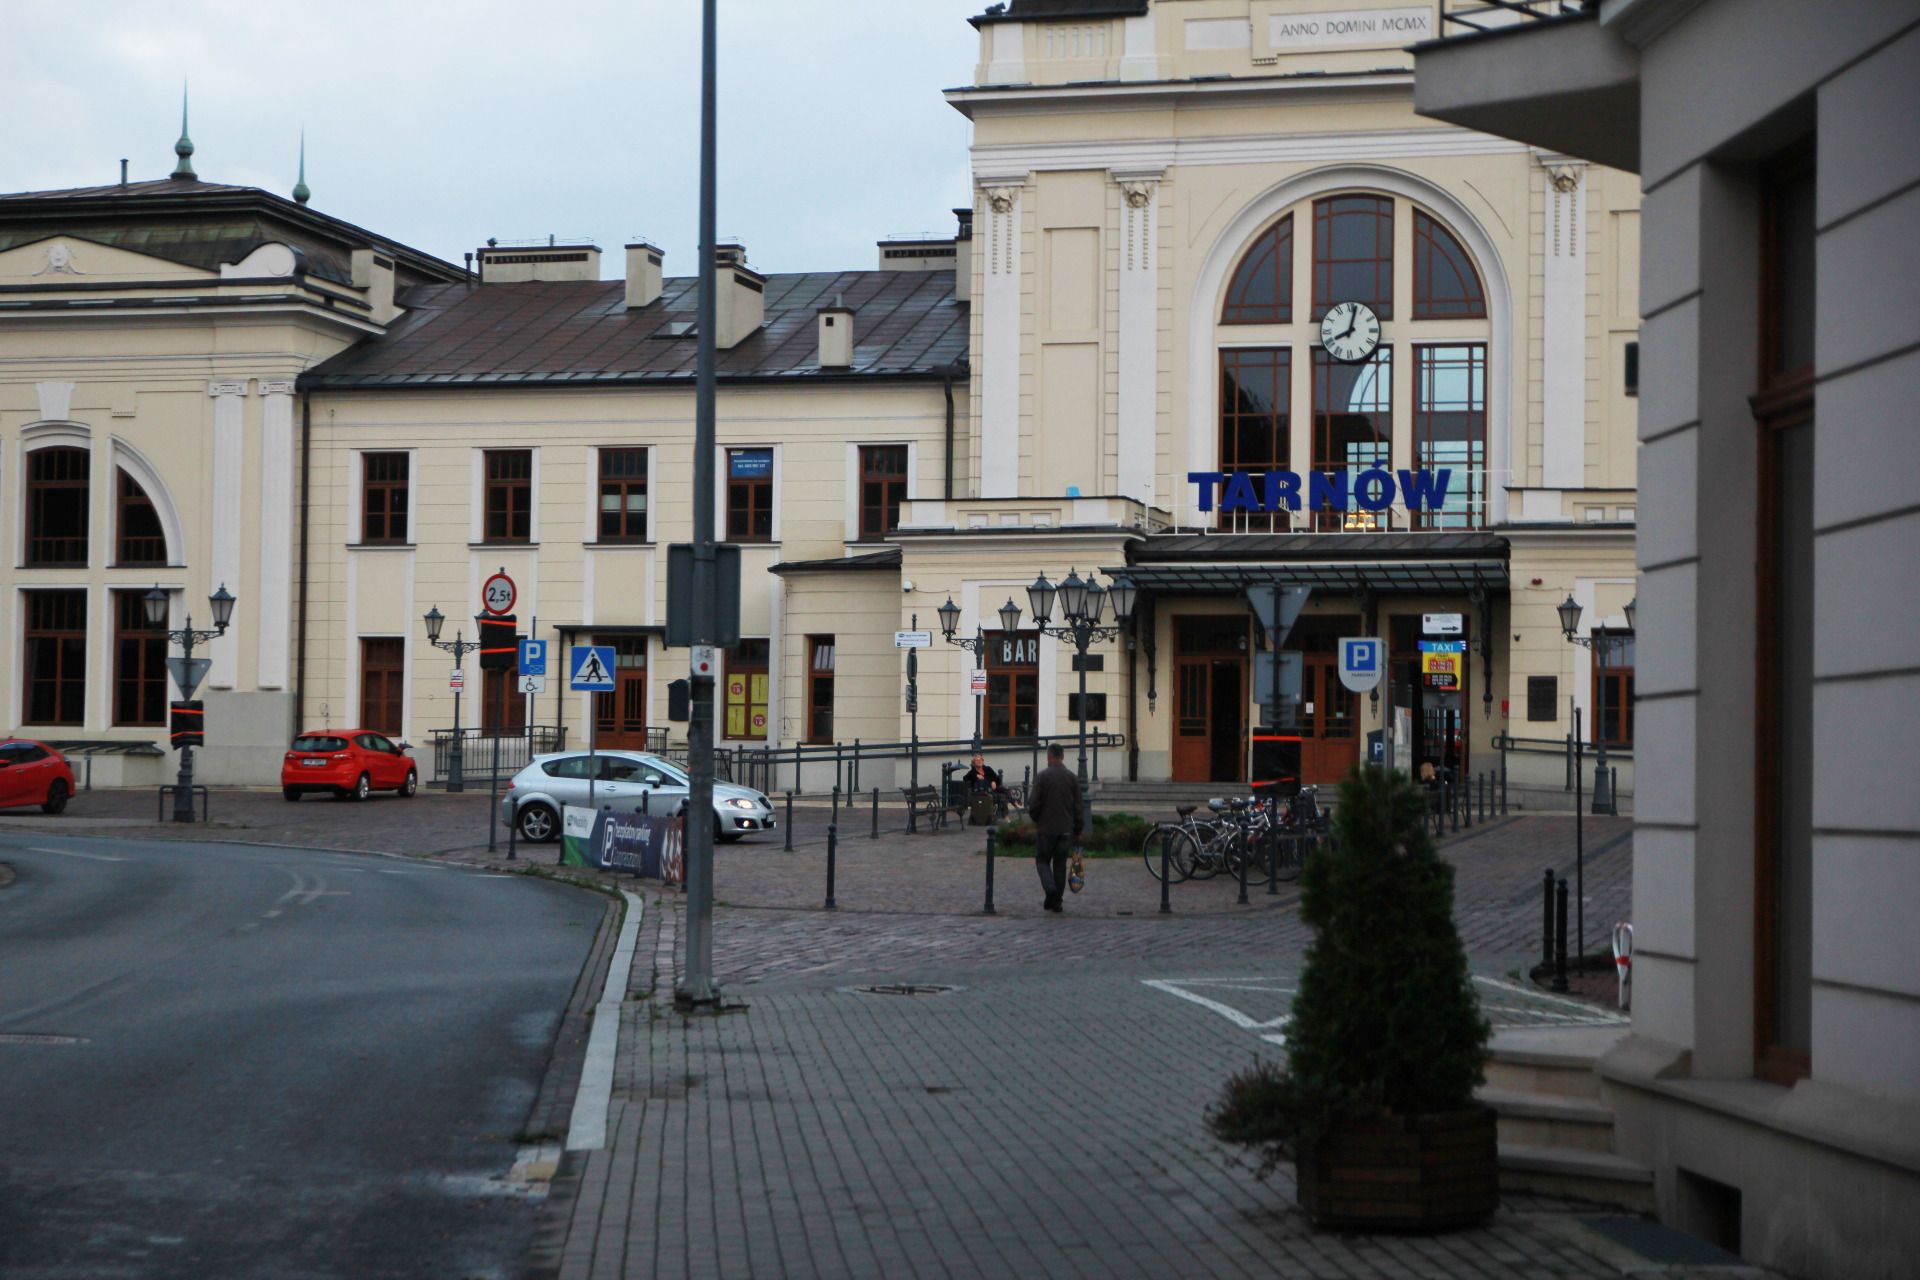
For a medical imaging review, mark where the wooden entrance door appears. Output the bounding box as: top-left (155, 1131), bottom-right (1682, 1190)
top-left (1171, 616), bottom-right (1249, 783)
top-left (1298, 654), bottom-right (1360, 784)
top-left (592, 635), bottom-right (648, 750)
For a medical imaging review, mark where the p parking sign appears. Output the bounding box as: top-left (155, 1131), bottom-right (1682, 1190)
top-left (1338, 637), bottom-right (1385, 693)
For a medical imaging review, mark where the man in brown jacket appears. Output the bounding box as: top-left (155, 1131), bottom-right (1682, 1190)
top-left (1026, 743), bottom-right (1082, 913)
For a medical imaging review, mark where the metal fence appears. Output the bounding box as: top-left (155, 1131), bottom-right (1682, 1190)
top-left (1493, 732), bottom-right (1630, 815)
top-left (732, 733), bottom-right (1127, 798)
top-left (427, 726), bottom-right (567, 787)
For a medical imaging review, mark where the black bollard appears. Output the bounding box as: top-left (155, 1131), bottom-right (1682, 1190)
top-left (784, 790), bottom-right (794, 852)
top-left (1237, 841), bottom-right (1249, 905)
top-left (983, 827), bottom-right (997, 915)
top-left (1542, 869), bottom-right (1556, 970)
top-left (1449, 781), bottom-right (1459, 833)
top-left (1159, 830), bottom-right (1171, 915)
top-left (1553, 877), bottom-right (1570, 993)
top-left (825, 821), bottom-right (838, 911)
top-left (507, 795), bottom-right (518, 861)
top-left (870, 786), bottom-right (880, 840)
top-left (1267, 828), bottom-right (1279, 896)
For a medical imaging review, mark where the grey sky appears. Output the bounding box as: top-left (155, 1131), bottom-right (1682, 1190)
top-left (2, 1), bottom-right (985, 277)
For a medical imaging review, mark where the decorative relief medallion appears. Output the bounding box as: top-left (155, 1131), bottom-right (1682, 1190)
top-left (1545, 165), bottom-right (1582, 194)
top-left (207, 379), bottom-right (249, 397)
top-left (985, 186), bottom-right (1017, 215)
top-left (1121, 181), bottom-right (1155, 210)
top-left (33, 242), bottom-right (85, 276)
top-left (258, 380), bottom-right (296, 396)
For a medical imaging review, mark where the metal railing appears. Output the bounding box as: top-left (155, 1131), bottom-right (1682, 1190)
top-left (732, 733), bottom-right (1127, 797)
top-left (427, 725), bottom-right (567, 787)
top-left (1493, 732), bottom-right (1629, 814)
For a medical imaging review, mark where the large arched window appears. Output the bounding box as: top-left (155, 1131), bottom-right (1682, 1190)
top-left (26, 446), bottom-right (89, 566)
top-left (1414, 210), bottom-right (1486, 319)
top-left (115, 469), bottom-right (167, 566)
top-left (1312, 195), bottom-right (1394, 320)
top-left (1220, 215), bottom-right (1292, 324)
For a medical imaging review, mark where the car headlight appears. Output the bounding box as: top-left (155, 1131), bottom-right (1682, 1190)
top-left (725, 798), bottom-right (755, 809)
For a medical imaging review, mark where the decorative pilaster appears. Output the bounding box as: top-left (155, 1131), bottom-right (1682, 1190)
top-left (1541, 161), bottom-right (1587, 489)
top-left (1113, 169), bottom-right (1163, 507)
top-left (258, 380), bottom-right (295, 689)
top-left (207, 378), bottom-right (247, 687)
top-left (979, 179), bottom-right (1025, 497)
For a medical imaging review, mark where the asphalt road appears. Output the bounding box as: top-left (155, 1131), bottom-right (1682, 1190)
top-left (0, 834), bottom-right (604, 1280)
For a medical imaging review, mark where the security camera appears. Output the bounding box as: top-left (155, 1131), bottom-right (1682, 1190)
top-left (902, 579), bottom-right (915, 593)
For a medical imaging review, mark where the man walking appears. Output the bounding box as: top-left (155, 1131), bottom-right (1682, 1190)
top-left (1026, 743), bottom-right (1082, 913)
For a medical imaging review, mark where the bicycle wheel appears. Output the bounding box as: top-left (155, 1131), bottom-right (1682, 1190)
top-left (1186, 823), bottom-right (1225, 879)
top-left (1273, 832), bottom-right (1305, 883)
top-left (1142, 825), bottom-right (1190, 883)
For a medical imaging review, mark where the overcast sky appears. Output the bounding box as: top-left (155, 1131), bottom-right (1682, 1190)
top-left (1, 0), bottom-right (985, 277)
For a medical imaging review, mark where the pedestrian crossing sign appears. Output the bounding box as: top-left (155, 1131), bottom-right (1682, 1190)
top-left (570, 645), bottom-right (616, 691)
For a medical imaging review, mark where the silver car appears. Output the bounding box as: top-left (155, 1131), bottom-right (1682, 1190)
top-left (500, 750), bottom-right (776, 844)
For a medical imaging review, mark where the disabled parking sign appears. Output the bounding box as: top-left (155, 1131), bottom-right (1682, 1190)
top-left (570, 645), bottom-right (616, 692)
top-left (1338, 637), bottom-right (1385, 693)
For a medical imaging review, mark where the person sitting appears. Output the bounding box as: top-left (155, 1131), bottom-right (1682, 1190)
top-left (963, 754), bottom-right (1006, 824)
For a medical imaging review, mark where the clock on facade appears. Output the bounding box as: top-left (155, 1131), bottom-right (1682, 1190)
top-left (1319, 300), bottom-right (1381, 363)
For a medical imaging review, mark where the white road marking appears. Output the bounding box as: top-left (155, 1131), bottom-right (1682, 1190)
top-left (1140, 978), bottom-right (1292, 1031)
top-left (28, 846), bottom-right (127, 862)
top-left (1471, 973), bottom-right (1628, 1021)
top-left (567, 891), bottom-right (644, 1153)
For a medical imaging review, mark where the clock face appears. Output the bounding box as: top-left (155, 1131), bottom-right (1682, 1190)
top-left (1319, 301), bottom-right (1381, 363)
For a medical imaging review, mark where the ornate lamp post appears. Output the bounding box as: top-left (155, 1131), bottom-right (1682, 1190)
top-left (1027, 569), bottom-right (1138, 831)
top-left (424, 605), bottom-right (483, 793)
top-left (1557, 593), bottom-right (1636, 816)
top-left (936, 595), bottom-right (1024, 751)
top-left (145, 582), bottom-right (235, 823)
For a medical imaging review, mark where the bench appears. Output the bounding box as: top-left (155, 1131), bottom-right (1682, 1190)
top-left (901, 785), bottom-right (960, 832)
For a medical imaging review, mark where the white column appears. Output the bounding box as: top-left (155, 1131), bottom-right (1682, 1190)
top-left (207, 378), bottom-right (247, 687)
top-left (980, 181), bottom-right (1024, 497)
top-left (1541, 162), bottom-right (1587, 489)
top-left (257, 380), bottom-right (295, 689)
top-left (1114, 170), bottom-right (1162, 507)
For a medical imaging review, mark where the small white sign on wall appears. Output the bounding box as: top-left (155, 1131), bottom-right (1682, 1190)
top-left (1269, 6), bottom-right (1434, 50)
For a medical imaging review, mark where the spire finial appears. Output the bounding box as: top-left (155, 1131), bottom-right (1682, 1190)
top-left (171, 82), bottom-right (196, 181)
top-left (292, 129), bottom-right (310, 205)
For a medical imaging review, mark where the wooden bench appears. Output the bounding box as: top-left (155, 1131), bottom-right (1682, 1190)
top-left (900, 785), bottom-right (959, 832)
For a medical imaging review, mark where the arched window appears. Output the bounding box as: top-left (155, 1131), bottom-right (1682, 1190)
top-left (26, 446), bottom-right (89, 566)
top-left (1413, 209), bottom-right (1486, 319)
top-left (116, 469), bottom-right (167, 566)
top-left (1312, 195), bottom-right (1393, 319)
top-left (1220, 215), bottom-right (1292, 324)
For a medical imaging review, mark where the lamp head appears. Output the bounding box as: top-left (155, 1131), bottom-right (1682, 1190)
top-left (997, 597), bottom-right (1022, 635)
top-left (424, 605), bottom-right (445, 645)
top-left (1058, 568), bottom-right (1088, 623)
top-left (1027, 574), bottom-right (1057, 626)
top-left (1108, 573), bottom-right (1138, 623)
top-left (1623, 595), bottom-right (1637, 632)
top-left (208, 583), bottom-right (236, 631)
top-left (1556, 594), bottom-right (1583, 639)
top-left (936, 596), bottom-right (961, 639)
top-left (142, 585), bottom-right (168, 628)
top-left (1085, 578), bottom-right (1108, 624)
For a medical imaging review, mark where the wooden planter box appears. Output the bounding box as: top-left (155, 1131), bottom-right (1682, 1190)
top-left (1296, 1105), bottom-right (1497, 1232)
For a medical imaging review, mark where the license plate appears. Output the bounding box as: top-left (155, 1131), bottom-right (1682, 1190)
top-left (303, 759), bottom-right (328, 767)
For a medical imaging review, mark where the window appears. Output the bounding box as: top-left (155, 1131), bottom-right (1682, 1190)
top-left (1312, 195), bottom-right (1393, 320)
top-left (1624, 341), bottom-right (1640, 397)
top-left (355, 732), bottom-right (398, 754)
top-left (23, 590), bottom-right (86, 726)
top-left (1413, 345), bottom-right (1488, 529)
top-left (858, 446), bottom-right (908, 540)
top-left (480, 667), bottom-right (528, 736)
top-left (360, 638), bottom-right (405, 736)
top-left (1311, 348), bottom-right (1392, 531)
top-left (1754, 143), bottom-right (1816, 1085)
top-left (543, 756), bottom-right (596, 780)
top-left (484, 449), bottom-right (532, 543)
top-left (362, 453), bottom-right (410, 544)
top-left (1412, 209), bottom-right (1485, 319)
top-left (26, 447), bottom-right (88, 566)
top-left (726, 449), bottom-right (774, 542)
top-left (113, 589), bottom-right (167, 727)
top-left (984, 630), bottom-right (1039, 739)
top-left (724, 639), bottom-right (770, 739)
top-left (1590, 632), bottom-right (1634, 748)
top-left (115, 470), bottom-right (166, 566)
top-left (598, 448), bottom-right (648, 542)
top-left (1526, 675), bottom-right (1558, 722)
top-left (1221, 215), bottom-right (1292, 324)
top-left (806, 636), bottom-right (835, 744)
top-left (1218, 348), bottom-right (1290, 532)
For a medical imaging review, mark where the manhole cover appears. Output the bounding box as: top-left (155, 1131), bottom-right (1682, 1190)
top-left (0, 1033), bottom-right (86, 1045)
top-left (851, 984), bottom-right (958, 997)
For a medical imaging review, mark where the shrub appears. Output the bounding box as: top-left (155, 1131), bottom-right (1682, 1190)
top-left (1207, 765), bottom-right (1489, 1168)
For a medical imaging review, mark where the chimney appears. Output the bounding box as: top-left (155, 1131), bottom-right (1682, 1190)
top-left (952, 207), bottom-right (973, 304)
top-left (817, 300), bottom-right (854, 370)
top-left (713, 243), bottom-right (765, 349)
top-left (351, 247), bottom-right (399, 323)
top-left (875, 236), bottom-right (957, 272)
top-left (625, 242), bottom-right (663, 308)
top-left (476, 242), bottom-right (602, 282)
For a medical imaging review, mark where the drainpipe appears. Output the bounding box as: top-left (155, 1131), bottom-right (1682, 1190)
top-left (941, 361), bottom-right (957, 501)
top-left (1126, 605), bottom-right (1140, 782)
top-left (293, 391), bottom-right (312, 730)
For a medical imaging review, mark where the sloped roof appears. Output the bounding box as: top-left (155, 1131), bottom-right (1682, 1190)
top-left (972, 0), bottom-right (1148, 25)
top-left (301, 269), bottom-right (968, 389)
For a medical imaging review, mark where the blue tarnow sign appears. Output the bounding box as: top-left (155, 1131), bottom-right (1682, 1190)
top-left (1188, 468), bottom-right (1453, 514)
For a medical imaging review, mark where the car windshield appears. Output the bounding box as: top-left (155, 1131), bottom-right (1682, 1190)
top-left (292, 736), bottom-right (348, 752)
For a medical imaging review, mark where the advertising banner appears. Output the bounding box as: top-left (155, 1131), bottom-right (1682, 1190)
top-left (562, 805), bottom-right (685, 884)
top-left (561, 805), bottom-right (599, 867)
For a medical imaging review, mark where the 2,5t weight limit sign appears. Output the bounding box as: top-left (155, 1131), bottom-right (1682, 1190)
top-left (482, 571), bottom-right (516, 616)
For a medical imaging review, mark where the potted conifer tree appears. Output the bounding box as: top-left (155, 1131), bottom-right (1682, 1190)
top-left (1208, 764), bottom-right (1495, 1230)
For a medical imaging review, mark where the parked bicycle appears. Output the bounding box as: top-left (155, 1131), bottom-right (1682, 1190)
top-left (1143, 788), bottom-right (1330, 885)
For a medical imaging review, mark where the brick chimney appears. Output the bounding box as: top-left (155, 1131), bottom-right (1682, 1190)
top-left (477, 242), bottom-right (601, 282)
top-left (953, 207), bottom-right (973, 304)
top-left (351, 247), bottom-right (398, 323)
top-left (713, 243), bottom-right (764, 349)
top-left (817, 300), bottom-right (854, 370)
top-left (625, 242), bottom-right (663, 308)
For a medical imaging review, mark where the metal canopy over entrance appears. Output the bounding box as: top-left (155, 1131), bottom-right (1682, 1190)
top-left (1109, 531), bottom-right (1510, 594)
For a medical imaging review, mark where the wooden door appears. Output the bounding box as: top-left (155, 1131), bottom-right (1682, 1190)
top-left (1298, 655), bottom-right (1360, 784)
top-left (1172, 660), bottom-right (1213, 782)
top-left (593, 636), bottom-right (649, 750)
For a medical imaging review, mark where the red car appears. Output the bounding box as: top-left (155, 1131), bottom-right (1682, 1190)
top-left (281, 729), bottom-right (418, 802)
top-left (0, 738), bottom-right (76, 813)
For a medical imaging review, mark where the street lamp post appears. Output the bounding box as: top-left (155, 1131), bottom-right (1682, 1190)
top-left (1026, 569), bottom-right (1137, 833)
top-left (1557, 594), bottom-right (1636, 817)
top-left (145, 583), bottom-right (235, 824)
top-left (936, 595), bottom-right (1023, 753)
top-left (424, 605), bottom-right (483, 793)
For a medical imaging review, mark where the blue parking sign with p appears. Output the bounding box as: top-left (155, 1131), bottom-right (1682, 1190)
top-left (518, 639), bottom-right (547, 676)
top-left (571, 645), bottom-right (617, 691)
top-left (1338, 637), bottom-right (1385, 693)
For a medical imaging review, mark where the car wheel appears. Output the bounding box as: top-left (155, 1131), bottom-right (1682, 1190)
top-left (41, 779), bottom-right (68, 815)
top-left (400, 771), bottom-right (418, 798)
top-left (352, 772), bottom-right (371, 802)
top-left (283, 787), bottom-right (302, 802)
top-left (517, 803), bottom-right (558, 843)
